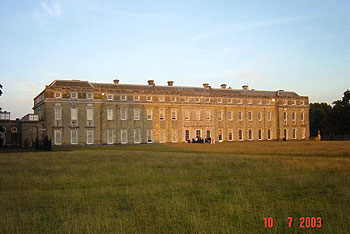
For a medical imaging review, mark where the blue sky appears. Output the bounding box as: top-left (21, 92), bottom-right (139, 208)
top-left (0, 0), bottom-right (349, 118)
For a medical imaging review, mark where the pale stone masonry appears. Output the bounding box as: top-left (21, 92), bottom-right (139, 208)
top-left (33, 79), bottom-right (310, 145)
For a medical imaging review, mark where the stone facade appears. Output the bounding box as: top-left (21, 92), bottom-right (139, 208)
top-left (33, 80), bottom-right (310, 145)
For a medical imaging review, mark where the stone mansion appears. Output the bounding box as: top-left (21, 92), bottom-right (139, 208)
top-left (32, 79), bottom-right (309, 145)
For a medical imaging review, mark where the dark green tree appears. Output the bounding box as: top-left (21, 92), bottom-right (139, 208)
top-left (309, 102), bottom-right (332, 137)
top-left (331, 90), bottom-right (350, 135)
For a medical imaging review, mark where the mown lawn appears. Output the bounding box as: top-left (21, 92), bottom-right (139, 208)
top-left (0, 141), bottom-right (349, 233)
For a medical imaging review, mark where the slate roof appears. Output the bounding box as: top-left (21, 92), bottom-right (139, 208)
top-left (48, 80), bottom-right (300, 97)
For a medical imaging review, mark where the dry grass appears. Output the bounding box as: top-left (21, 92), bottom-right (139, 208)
top-left (0, 141), bottom-right (349, 233)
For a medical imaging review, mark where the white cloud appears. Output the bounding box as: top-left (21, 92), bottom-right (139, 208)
top-left (34, 0), bottom-right (61, 23)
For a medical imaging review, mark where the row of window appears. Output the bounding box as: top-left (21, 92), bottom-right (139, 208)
top-left (54, 92), bottom-right (305, 106)
top-left (53, 127), bottom-right (306, 145)
top-left (54, 106), bottom-right (305, 123)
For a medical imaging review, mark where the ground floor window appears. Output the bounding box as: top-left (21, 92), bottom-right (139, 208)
top-left (134, 129), bottom-right (141, 144)
top-left (185, 130), bottom-right (190, 141)
top-left (121, 130), bottom-right (127, 144)
top-left (206, 130), bottom-right (211, 138)
top-left (86, 130), bottom-right (94, 144)
top-left (267, 129), bottom-right (271, 140)
top-left (54, 129), bottom-right (62, 145)
top-left (302, 128), bottom-right (306, 139)
top-left (258, 129), bottom-right (262, 140)
top-left (160, 129), bottom-right (166, 143)
top-left (228, 130), bottom-right (233, 141)
top-left (248, 129), bottom-right (253, 141)
top-left (292, 128), bottom-right (297, 139)
top-left (196, 129), bottom-right (201, 139)
top-left (71, 130), bottom-right (78, 144)
top-left (238, 129), bottom-right (243, 141)
top-left (218, 130), bottom-right (223, 142)
top-left (171, 129), bottom-right (177, 142)
top-left (107, 129), bottom-right (114, 144)
top-left (283, 128), bottom-right (288, 139)
top-left (147, 129), bottom-right (153, 143)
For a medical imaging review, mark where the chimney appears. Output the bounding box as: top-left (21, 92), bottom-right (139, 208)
top-left (203, 83), bottom-right (209, 88)
top-left (167, 81), bottom-right (174, 86)
top-left (113, 79), bottom-right (119, 84)
top-left (148, 80), bottom-right (154, 85)
top-left (242, 84), bottom-right (249, 90)
top-left (221, 84), bottom-right (227, 89)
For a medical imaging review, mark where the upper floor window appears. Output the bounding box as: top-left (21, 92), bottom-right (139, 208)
top-left (171, 109), bottom-right (177, 120)
top-left (283, 111), bottom-right (287, 121)
top-left (184, 109), bottom-right (190, 120)
top-left (71, 108), bottom-right (78, 120)
top-left (146, 109), bottom-right (152, 120)
top-left (107, 94), bottom-right (113, 100)
top-left (195, 97), bottom-right (200, 103)
top-left (134, 109), bottom-right (140, 120)
top-left (55, 92), bottom-right (62, 99)
top-left (228, 99), bottom-right (232, 104)
top-left (300, 100), bottom-right (305, 105)
top-left (217, 98), bottom-right (222, 103)
top-left (184, 97), bottom-right (189, 102)
top-left (86, 107), bottom-right (94, 121)
top-left (218, 110), bottom-right (223, 121)
top-left (206, 98), bottom-right (210, 103)
top-left (134, 95), bottom-right (139, 101)
top-left (267, 111), bottom-right (272, 121)
top-left (107, 108), bottom-right (113, 120)
top-left (301, 111), bottom-right (305, 121)
top-left (54, 106), bottom-right (62, 120)
top-left (159, 108), bottom-right (165, 120)
top-left (171, 97), bottom-right (176, 102)
top-left (292, 100), bottom-right (296, 105)
top-left (266, 100), bottom-right (271, 105)
top-left (159, 96), bottom-right (164, 102)
top-left (206, 110), bottom-right (211, 120)
top-left (228, 111), bottom-right (233, 121)
top-left (87, 93), bottom-right (93, 99)
top-left (258, 99), bottom-right (262, 105)
top-left (292, 112), bottom-right (296, 121)
top-left (283, 100), bottom-right (287, 105)
top-left (238, 111), bottom-right (243, 121)
top-left (121, 108), bottom-right (127, 120)
top-left (71, 92), bottom-right (77, 99)
top-left (196, 110), bottom-right (201, 120)
top-left (120, 95), bottom-right (126, 101)
top-left (238, 99), bottom-right (242, 104)
top-left (257, 112), bottom-right (262, 121)
top-left (146, 96), bottom-right (152, 101)
top-left (248, 111), bottom-right (252, 121)
top-left (248, 99), bottom-right (252, 104)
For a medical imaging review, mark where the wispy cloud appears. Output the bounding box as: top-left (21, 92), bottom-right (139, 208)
top-left (34, 0), bottom-right (61, 23)
top-left (192, 15), bottom-right (311, 41)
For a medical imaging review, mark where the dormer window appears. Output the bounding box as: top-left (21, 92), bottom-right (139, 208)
top-left (171, 97), bottom-right (176, 102)
top-left (107, 94), bottom-right (113, 100)
top-left (283, 100), bottom-right (287, 105)
top-left (206, 98), bottom-right (210, 103)
top-left (87, 93), bottom-right (93, 99)
top-left (217, 98), bottom-right (222, 103)
top-left (147, 96), bottom-right (152, 101)
top-left (238, 99), bottom-right (242, 104)
top-left (248, 99), bottom-right (252, 104)
top-left (55, 92), bottom-right (62, 99)
top-left (228, 99), bottom-right (232, 103)
top-left (195, 97), bottom-right (200, 103)
top-left (159, 96), bottom-right (164, 102)
top-left (267, 100), bottom-right (271, 105)
top-left (71, 92), bottom-right (77, 99)
top-left (292, 100), bottom-right (296, 105)
top-left (258, 99), bottom-right (262, 105)
top-left (120, 95), bottom-right (126, 101)
top-left (134, 95), bottom-right (139, 101)
top-left (184, 97), bottom-right (189, 102)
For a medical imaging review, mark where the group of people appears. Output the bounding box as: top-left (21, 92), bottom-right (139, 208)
top-left (186, 136), bottom-right (216, 144)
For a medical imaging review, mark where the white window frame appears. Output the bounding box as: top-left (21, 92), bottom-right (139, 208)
top-left (292, 100), bottom-right (296, 105)
top-left (283, 128), bottom-right (288, 139)
top-left (301, 111), bottom-right (305, 122)
top-left (267, 128), bottom-right (272, 140)
top-left (159, 129), bottom-right (166, 143)
top-left (171, 129), bottom-right (177, 142)
top-left (120, 95), bottom-right (126, 101)
top-left (87, 93), bottom-right (93, 99)
top-left (71, 107), bottom-right (78, 121)
top-left (248, 99), bottom-right (252, 104)
top-left (238, 99), bottom-right (242, 104)
top-left (134, 129), bottom-right (141, 144)
top-left (196, 110), bottom-right (200, 120)
top-left (146, 109), bottom-right (152, 120)
top-left (206, 110), bottom-right (211, 120)
top-left (54, 129), bottom-right (62, 145)
top-left (217, 98), bottom-right (222, 103)
top-left (171, 97), bottom-right (176, 102)
top-left (107, 108), bottom-right (113, 120)
top-left (257, 112), bottom-right (262, 121)
top-left (267, 111), bottom-right (272, 121)
top-left (184, 109), bottom-right (190, 120)
top-left (238, 129), bottom-right (243, 141)
top-left (107, 94), bottom-right (113, 101)
top-left (228, 129), bottom-right (233, 141)
top-left (54, 106), bottom-right (62, 120)
top-left (55, 92), bottom-right (62, 99)
top-left (159, 96), bottom-right (165, 102)
top-left (147, 129), bottom-right (153, 143)
top-left (302, 128), bottom-right (306, 139)
top-left (292, 112), bottom-right (296, 121)
top-left (185, 97), bottom-right (189, 102)
top-left (258, 99), bottom-right (262, 105)
top-left (283, 112), bottom-right (287, 121)
top-left (238, 111), bottom-right (243, 121)
top-left (218, 130), bottom-right (223, 142)
top-left (171, 109), bottom-right (177, 120)
top-left (248, 129), bottom-right (253, 141)
top-left (300, 100), bottom-right (305, 105)
top-left (267, 100), bottom-right (271, 105)
top-left (228, 99), bottom-right (232, 104)
top-left (121, 129), bottom-right (127, 144)
top-left (134, 109), bottom-right (140, 120)
top-left (134, 95), bottom-right (139, 101)
top-left (121, 108), bottom-right (127, 120)
top-left (71, 92), bottom-right (77, 99)
top-left (206, 98), bottom-right (210, 103)
top-left (258, 129), bottom-right (262, 140)
top-left (71, 129), bottom-right (78, 144)
top-left (107, 129), bottom-right (114, 144)
top-left (159, 108), bottom-right (165, 120)
top-left (86, 130), bottom-right (94, 145)
top-left (195, 97), bottom-right (200, 103)
top-left (146, 96), bottom-right (152, 102)
top-left (228, 111), bottom-right (233, 121)
top-left (293, 128), bottom-right (297, 139)
top-left (248, 111), bottom-right (252, 121)
top-left (86, 108), bottom-right (94, 121)
top-left (218, 110), bottom-right (223, 121)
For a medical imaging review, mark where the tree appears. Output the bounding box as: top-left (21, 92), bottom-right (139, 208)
top-left (309, 103), bottom-right (332, 136)
top-left (0, 83), bottom-right (2, 111)
top-left (331, 90), bottom-right (350, 135)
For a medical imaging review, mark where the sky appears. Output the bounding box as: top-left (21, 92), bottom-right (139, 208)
top-left (0, 0), bottom-right (349, 118)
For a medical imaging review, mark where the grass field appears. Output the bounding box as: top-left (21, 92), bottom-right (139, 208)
top-left (0, 141), bottom-right (349, 233)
